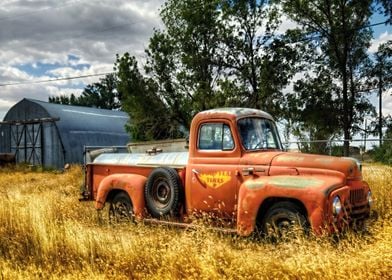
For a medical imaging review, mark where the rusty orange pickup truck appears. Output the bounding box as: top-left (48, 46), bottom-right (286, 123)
top-left (81, 108), bottom-right (373, 237)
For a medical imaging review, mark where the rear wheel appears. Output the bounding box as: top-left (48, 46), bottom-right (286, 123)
top-left (261, 202), bottom-right (308, 240)
top-left (109, 192), bottom-right (134, 223)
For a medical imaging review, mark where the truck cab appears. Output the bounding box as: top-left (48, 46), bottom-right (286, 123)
top-left (82, 108), bottom-right (372, 237)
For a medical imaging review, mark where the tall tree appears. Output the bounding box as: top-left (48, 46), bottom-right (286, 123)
top-left (219, 0), bottom-right (297, 117)
top-left (118, 0), bottom-right (297, 140)
top-left (159, 0), bottom-right (224, 112)
top-left (287, 67), bottom-right (342, 153)
top-left (279, 0), bottom-right (375, 156)
top-left (115, 53), bottom-right (183, 141)
top-left (128, 0), bottom-right (226, 134)
top-left (369, 40), bottom-right (392, 144)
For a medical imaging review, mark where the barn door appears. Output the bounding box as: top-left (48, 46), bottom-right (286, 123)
top-left (10, 122), bottom-right (43, 165)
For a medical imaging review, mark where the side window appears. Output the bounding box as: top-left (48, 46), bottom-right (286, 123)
top-left (198, 123), bottom-right (234, 150)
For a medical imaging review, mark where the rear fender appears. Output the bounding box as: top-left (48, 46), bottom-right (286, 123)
top-left (236, 175), bottom-right (344, 236)
top-left (95, 173), bottom-right (147, 218)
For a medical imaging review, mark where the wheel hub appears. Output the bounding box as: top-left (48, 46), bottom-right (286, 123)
top-left (155, 181), bottom-right (171, 205)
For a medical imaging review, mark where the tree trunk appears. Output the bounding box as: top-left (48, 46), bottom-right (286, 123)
top-left (379, 76), bottom-right (383, 146)
top-left (342, 70), bottom-right (350, 157)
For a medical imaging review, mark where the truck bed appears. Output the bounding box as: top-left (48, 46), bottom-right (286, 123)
top-left (93, 152), bottom-right (189, 168)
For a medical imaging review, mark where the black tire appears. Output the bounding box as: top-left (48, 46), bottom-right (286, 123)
top-left (145, 167), bottom-right (182, 218)
top-left (109, 192), bottom-right (134, 223)
top-left (261, 201), bottom-right (308, 240)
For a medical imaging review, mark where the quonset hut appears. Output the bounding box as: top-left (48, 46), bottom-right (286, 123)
top-left (0, 98), bottom-right (129, 168)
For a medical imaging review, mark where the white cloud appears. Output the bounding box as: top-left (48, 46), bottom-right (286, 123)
top-left (369, 31), bottom-right (392, 53)
top-left (383, 88), bottom-right (392, 116)
top-left (0, 0), bottom-right (164, 120)
top-left (0, 66), bottom-right (32, 81)
top-left (276, 14), bottom-right (301, 35)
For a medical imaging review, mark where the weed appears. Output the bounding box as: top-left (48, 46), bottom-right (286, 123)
top-left (0, 164), bottom-right (391, 279)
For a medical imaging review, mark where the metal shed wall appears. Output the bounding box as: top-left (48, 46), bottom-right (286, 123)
top-left (0, 98), bottom-right (130, 168)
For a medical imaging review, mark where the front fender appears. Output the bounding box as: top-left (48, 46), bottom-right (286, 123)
top-left (236, 175), bottom-right (345, 236)
top-left (95, 173), bottom-right (147, 218)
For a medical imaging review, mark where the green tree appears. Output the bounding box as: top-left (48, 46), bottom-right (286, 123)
top-left (372, 116), bottom-right (392, 164)
top-left (48, 94), bottom-right (76, 105)
top-left (118, 0), bottom-right (237, 139)
top-left (219, 0), bottom-right (298, 117)
top-left (48, 74), bottom-right (121, 110)
top-left (159, 0), bottom-right (224, 111)
top-left (77, 74), bottom-right (121, 110)
top-left (287, 68), bottom-right (341, 153)
top-left (279, 0), bottom-right (375, 156)
top-left (378, 0), bottom-right (392, 23)
top-left (115, 53), bottom-right (183, 141)
top-left (118, 0), bottom-right (298, 141)
top-left (369, 40), bottom-right (392, 144)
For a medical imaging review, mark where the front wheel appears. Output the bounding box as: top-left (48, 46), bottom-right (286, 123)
top-left (261, 202), bottom-right (308, 240)
top-left (109, 192), bottom-right (134, 223)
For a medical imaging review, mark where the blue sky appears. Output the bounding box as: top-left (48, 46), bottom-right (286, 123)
top-left (17, 55), bottom-right (89, 77)
top-left (0, 0), bottom-right (391, 124)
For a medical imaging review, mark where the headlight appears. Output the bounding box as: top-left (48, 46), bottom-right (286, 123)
top-left (332, 196), bottom-right (342, 215)
top-left (367, 191), bottom-right (373, 207)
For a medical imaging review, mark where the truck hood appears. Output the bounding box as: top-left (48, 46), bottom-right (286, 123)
top-left (241, 151), bottom-right (361, 179)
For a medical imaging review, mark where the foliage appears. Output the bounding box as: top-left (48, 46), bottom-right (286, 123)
top-left (372, 143), bottom-right (392, 165)
top-left (0, 165), bottom-right (391, 278)
top-left (117, 0), bottom-right (297, 139)
top-left (218, 0), bottom-right (298, 115)
top-left (48, 74), bottom-right (121, 110)
top-left (367, 40), bottom-right (392, 141)
top-left (279, 0), bottom-right (376, 156)
top-left (371, 117), bottom-right (392, 164)
top-left (378, 0), bottom-right (392, 23)
top-left (48, 93), bottom-right (78, 106)
top-left (115, 53), bottom-right (183, 141)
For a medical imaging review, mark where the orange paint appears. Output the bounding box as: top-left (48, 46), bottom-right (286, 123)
top-left (82, 108), bottom-right (372, 236)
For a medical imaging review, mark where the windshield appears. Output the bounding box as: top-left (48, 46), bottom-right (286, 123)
top-left (238, 117), bottom-right (282, 151)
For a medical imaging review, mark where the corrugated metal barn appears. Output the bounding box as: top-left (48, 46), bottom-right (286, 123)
top-left (0, 98), bottom-right (130, 168)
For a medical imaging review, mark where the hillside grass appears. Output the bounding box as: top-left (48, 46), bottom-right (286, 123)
top-left (0, 164), bottom-right (391, 279)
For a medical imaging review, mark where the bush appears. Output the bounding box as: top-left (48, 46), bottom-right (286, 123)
top-left (371, 142), bottom-right (392, 164)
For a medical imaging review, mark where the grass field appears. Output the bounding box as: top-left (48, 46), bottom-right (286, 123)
top-left (0, 164), bottom-right (391, 279)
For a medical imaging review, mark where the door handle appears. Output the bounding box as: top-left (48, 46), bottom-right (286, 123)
top-left (192, 169), bottom-right (207, 188)
top-left (192, 169), bottom-right (200, 175)
top-left (242, 167), bottom-right (266, 176)
top-left (242, 167), bottom-right (254, 176)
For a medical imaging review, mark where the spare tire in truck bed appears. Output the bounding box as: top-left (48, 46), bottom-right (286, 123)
top-left (145, 167), bottom-right (182, 218)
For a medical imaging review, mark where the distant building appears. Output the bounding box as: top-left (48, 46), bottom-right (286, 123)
top-left (0, 98), bottom-right (129, 168)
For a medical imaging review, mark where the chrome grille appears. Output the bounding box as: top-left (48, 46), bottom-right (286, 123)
top-left (350, 189), bottom-right (366, 204)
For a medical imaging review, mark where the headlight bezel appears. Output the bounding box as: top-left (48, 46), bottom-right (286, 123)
top-left (332, 196), bottom-right (342, 216)
top-left (367, 191), bottom-right (373, 207)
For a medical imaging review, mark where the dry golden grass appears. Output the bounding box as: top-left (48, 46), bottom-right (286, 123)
top-left (0, 164), bottom-right (391, 279)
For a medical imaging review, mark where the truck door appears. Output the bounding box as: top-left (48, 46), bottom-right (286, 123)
top-left (186, 121), bottom-right (240, 223)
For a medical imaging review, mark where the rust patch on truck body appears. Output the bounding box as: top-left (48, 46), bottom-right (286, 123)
top-left (82, 107), bottom-right (372, 237)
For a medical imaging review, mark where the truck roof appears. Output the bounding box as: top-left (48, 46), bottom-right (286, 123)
top-left (195, 108), bottom-right (274, 121)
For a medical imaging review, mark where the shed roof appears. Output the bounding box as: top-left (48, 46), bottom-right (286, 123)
top-left (3, 98), bottom-right (130, 164)
top-left (22, 98), bottom-right (129, 135)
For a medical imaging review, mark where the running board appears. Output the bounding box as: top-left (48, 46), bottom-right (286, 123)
top-left (141, 218), bottom-right (237, 234)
